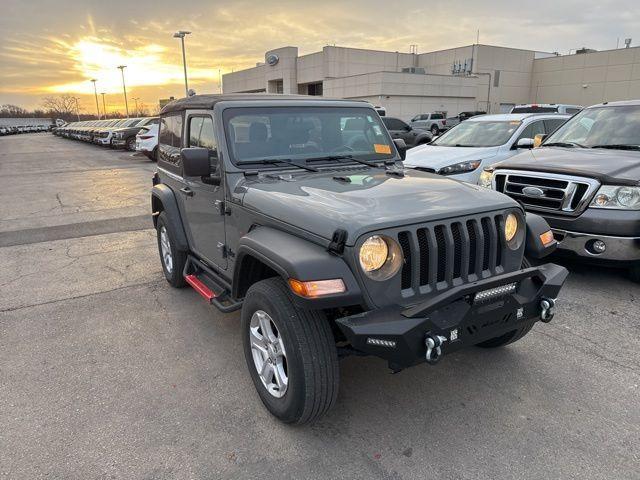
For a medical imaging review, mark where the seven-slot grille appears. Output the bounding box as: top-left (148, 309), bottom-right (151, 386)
top-left (397, 214), bottom-right (507, 294)
top-left (493, 170), bottom-right (599, 215)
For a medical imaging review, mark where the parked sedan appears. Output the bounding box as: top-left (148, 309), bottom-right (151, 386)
top-left (403, 113), bottom-right (569, 183)
top-left (381, 117), bottom-right (432, 147)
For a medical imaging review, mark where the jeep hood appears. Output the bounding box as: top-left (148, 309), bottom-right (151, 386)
top-left (404, 145), bottom-right (500, 170)
top-left (495, 147), bottom-right (640, 186)
top-left (241, 168), bottom-right (517, 244)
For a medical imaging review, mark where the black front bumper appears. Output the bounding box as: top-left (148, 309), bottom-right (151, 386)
top-left (336, 262), bottom-right (568, 370)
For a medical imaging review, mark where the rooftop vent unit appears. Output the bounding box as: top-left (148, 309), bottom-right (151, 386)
top-left (624, 38), bottom-right (632, 48)
top-left (401, 67), bottom-right (426, 74)
top-left (576, 48), bottom-right (597, 54)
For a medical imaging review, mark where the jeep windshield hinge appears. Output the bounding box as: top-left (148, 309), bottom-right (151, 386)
top-left (214, 199), bottom-right (231, 216)
top-left (328, 229), bottom-right (348, 255)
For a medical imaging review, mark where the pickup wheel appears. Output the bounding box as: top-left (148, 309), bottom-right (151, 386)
top-left (430, 124), bottom-right (440, 136)
top-left (241, 277), bottom-right (339, 424)
top-left (156, 212), bottom-right (186, 288)
top-left (475, 256), bottom-right (535, 348)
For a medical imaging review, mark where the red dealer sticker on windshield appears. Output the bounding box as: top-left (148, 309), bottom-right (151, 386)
top-left (374, 144), bottom-right (391, 154)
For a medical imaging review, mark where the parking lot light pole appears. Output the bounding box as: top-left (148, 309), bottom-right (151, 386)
top-left (173, 31), bottom-right (191, 97)
top-left (72, 97), bottom-right (80, 121)
top-left (132, 97), bottom-right (140, 116)
top-left (117, 65), bottom-right (130, 118)
top-left (100, 93), bottom-right (107, 118)
top-left (90, 79), bottom-right (100, 119)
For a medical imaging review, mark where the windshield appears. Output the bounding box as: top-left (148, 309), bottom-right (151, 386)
top-left (433, 120), bottom-right (521, 147)
top-left (223, 106), bottom-right (395, 167)
top-left (545, 105), bottom-right (640, 148)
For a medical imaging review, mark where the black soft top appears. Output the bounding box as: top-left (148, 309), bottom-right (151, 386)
top-left (160, 94), bottom-right (365, 114)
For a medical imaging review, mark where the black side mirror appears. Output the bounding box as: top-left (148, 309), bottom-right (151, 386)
top-left (181, 147), bottom-right (211, 177)
top-left (404, 125), bottom-right (412, 131)
top-left (393, 138), bottom-right (407, 160)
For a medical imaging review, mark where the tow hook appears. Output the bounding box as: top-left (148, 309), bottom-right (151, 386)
top-left (540, 297), bottom-right (556, 323)
top-left (425, 334), bottom-right (447, 364)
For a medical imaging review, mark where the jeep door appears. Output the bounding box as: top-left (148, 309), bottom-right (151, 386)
top-left (180, 112), bottom-right (227, 269)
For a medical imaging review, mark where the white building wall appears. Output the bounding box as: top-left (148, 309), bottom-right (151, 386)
top-left (530, 46), bottom-right (640, 106)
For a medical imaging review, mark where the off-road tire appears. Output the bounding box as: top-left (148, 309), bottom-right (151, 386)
top-left (241, 277), bottom-right (339, 424)
top-left (156, 211), bottom-right (187, 288)
top-left (476, 256), bottom-right (535, 348)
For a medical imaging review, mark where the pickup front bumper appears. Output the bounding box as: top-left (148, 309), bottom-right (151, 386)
top-left (336, 263), bottom-right (568, 371)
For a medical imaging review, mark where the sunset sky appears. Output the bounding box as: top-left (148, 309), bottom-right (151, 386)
top-left (1, 0), bottom-right (639, 114)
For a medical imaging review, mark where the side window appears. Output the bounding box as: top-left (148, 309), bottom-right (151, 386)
top-left (189, 117), bottom-right (204, 147)
top-left (384, 118), bottom-right (404, 130)
top-left (518, 120), bottom-right (545, 141)
top-left (158, 113), bottom-right (183, 170)
top-left (544, 119), bottom-right (566, 134)
top-left (565, 108), bottom-right (581, 115)
top-left (431, 113), bottom-right (444, 120)
top-left (199, 117), bottom-right (217, 153)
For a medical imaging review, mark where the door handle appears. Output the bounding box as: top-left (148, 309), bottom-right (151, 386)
top-left (180, 187), bottom-right (194, 197)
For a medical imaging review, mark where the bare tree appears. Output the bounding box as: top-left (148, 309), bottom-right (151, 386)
top-left (42, 94), bottom-right (79, 121)
top-left (0, 104), bottom-right (29, 117)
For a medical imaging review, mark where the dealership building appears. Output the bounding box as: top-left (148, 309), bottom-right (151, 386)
top-left (222, 43), bottom-right (640, 120)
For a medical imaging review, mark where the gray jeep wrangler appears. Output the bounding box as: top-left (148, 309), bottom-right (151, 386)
top-left (151, 94), bottom-right (568, 424)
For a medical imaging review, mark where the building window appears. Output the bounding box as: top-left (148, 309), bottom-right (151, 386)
top-left (307, 82), bottom-right (323, 96)
top-left (493, 70), bottom-right (501, 88)
top-left (268, 79), bottom-right (284, 94)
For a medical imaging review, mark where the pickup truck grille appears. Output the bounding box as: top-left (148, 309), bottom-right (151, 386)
top-left (397, 214), bottom-right (507, 293)
top-left (493, 170), bottom-right (599, 216)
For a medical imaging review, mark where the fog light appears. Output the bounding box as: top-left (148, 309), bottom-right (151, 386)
top-left (592, 240), bottom-right (606, 253)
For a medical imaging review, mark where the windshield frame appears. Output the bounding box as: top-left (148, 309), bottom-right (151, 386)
top-left (221, 105), bottom-right (397, 170)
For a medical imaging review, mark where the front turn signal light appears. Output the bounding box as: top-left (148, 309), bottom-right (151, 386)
top-left (539, 230), bottom-right (555, 246)
top-left (288, 278), bottom-right (346, 298)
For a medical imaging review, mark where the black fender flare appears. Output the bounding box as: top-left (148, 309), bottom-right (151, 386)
top-left (234, 227), bottom-right (363, 308)
top-left (415, 131), bottom-right (433, 144)
top-left (151, 184), bottom-right (189, 251)
top-left (524, 213), bottom-right (557, 259)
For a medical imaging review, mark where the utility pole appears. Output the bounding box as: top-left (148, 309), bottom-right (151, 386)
top-left (90, 79), bottom-right (100, 119)
top-left (117, 65), bottom-right (129, 117)
top-left (173, 31), bottom-right (191, 97)
top-left (100, 93), bottom-right (107, 118)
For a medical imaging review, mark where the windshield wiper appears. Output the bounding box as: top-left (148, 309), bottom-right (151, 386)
top-left (304, 154), bottom-right (392, 168)
top-left (591, 144), bottom-right (640, 151)
top-left (237, 158), bottom-right (318, 172)
top-left (544, 141), bottom-right (587, 148)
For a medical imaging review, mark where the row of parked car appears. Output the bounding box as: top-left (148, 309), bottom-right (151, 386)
top-left (53, 117), bottom-right (160, 159)
top-left (1, 124), bottom-right (53, 135)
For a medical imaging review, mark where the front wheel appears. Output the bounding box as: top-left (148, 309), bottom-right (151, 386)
top-left (476, 256), bottom-right (535, 348)
top-left (126, 136), bottom-right (136, 151)
top-left (156, 212), bottom-right (187, 288)
top-left (241, 278), bottom-right (339, 424)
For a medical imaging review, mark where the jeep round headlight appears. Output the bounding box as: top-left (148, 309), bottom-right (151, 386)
top-left (359, 235), bottom-right (403, 281)
top-left (504, 213), bottom-right (518, 242)
top-left (359, 236), bottom-right (388, 272)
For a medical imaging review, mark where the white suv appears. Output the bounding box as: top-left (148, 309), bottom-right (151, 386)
top-left (135, 123), bottom-right (159, 161)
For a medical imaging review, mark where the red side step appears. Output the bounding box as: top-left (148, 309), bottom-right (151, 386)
top-left (184, 274), bottom-right (216, 303)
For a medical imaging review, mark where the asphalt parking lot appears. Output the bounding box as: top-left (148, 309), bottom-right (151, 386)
top-left (1, 134), bottom-right (638, 480)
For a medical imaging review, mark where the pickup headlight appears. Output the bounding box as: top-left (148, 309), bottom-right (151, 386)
top-left (359, 235), bottom-right (403, 281)
top-left (438, 160), bottom-right (481, 175)
top-left (478, 169), bottom-right (493, 188)
top-left (590, 186), bottom-right (640, 210)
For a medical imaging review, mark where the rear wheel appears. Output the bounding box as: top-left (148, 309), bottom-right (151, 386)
top-left (430, 124), bottom-right (439, 136)
top-left (126, 136), bottom-right (136, 151)
top-left (241, 278), bottom-right (339, 424)
top-left (156, 212), bottom-right (187, 288)
top-left (476, 256), bottom-right (535, 348)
